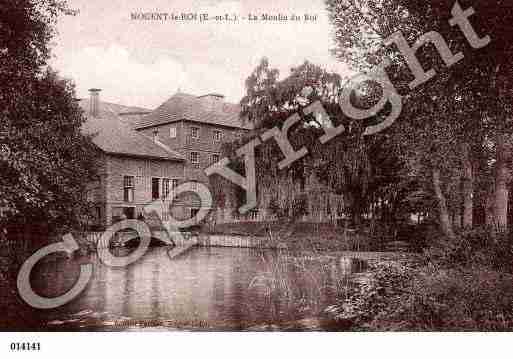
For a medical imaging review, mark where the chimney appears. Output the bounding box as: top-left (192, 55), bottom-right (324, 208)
top-left (198, 93), bottom-right (224, 111)
top-left (89, 88), bottom-right (101, 118)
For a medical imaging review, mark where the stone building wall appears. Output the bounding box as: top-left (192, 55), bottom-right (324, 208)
top-left (102, 154), bottom-right (185, 225)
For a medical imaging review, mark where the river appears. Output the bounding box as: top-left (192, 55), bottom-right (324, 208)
top-left (3, 246), bottom-right (368, 331)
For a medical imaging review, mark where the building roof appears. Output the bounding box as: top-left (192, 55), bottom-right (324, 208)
top-left (79, 99), bottom-right (151, 127)
top-left (134, 92), bottom-right (253, 130)
top-left (80, 104), bottom-right (185, 162)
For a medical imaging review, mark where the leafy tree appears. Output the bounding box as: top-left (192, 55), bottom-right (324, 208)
top-left (240, 58), bottom-right (408, 227)
top-left (325, 0), bottom-right (513, 236)
top-left (0, 1), bottom-right (97, 235)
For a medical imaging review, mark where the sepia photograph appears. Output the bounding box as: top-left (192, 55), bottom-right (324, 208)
top-left (0, 0), bottom-right (512, 356)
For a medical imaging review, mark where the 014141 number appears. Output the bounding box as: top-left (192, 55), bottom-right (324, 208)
top-left (10, 342), bottom-right (41, 351)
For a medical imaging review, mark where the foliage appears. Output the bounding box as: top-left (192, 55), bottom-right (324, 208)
top-left (239, 58), bottom-right (410, 227)
top-left (425, 228), bottom-right (513, 273)
top-left (333, 228), bottom-right (513, 331)
top-left (0, 0), bottom-right (67, 74)
top-left (333, 260), bottom-right (513, 331)
top-left (331, 260), bottom-right (415, 330)
top-left (324, 0), bottom-right (513, 237)
top-left (267, 194), bottom-right (309, 220)
top-left (402, 266), bottom-right (513, 331)
top-left (0, 1), bottom-right (97, 234)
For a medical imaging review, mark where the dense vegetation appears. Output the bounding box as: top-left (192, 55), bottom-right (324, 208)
top-left (228, 0), bottom-right (513, 329)
top-left (0, 0), bottom-right (97, 237)
top-left (326, 0), bottom-right (513, 330)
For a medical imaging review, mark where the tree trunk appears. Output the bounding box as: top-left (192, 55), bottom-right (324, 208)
top-left (350, 200), bottom-right (362, 227)
top-left (433, 168), bottom-right (455, 240)
top-left (346, 192), bottom-right (363, 227)
top-left (494, 133), bottom-right (509, 231)
top-left (462, 143), bottom-right (474, 229)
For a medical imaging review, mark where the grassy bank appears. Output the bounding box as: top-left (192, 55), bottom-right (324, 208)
top-left (328, 228), bottom-right (513, 331)
top-left (204, 221), bottom-right (406, 252)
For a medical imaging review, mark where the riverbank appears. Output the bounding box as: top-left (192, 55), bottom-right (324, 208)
top-left (327, 229), bottom-right (513, 331)
top-left (204, 221), bottom-right (410, 252)
top-left (69, 220), bottom-right (412, 254)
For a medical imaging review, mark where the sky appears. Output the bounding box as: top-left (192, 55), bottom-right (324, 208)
top-left (50, 0), bottom-right (353, 109)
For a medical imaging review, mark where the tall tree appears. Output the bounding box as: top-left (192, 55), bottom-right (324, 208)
top-left (241, 58), bottom-right (407, 226)
top-left (325, 0), bottom-right (512, 235)
top-left (0, 1), bottom-right (97, 234)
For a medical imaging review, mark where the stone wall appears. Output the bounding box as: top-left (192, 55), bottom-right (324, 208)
top-left (102, 154), bottom-right (186, 225)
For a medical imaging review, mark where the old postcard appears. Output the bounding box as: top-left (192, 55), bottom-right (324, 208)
top-left (1, 0), bottom-right (512, 357)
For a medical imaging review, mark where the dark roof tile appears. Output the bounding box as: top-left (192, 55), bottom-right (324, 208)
top-left (79, 99), bottom-right (151, 123)
top-left (80, 101), bottom-right (184, 162)
top-left (134, 92), bottom-right (253, 130)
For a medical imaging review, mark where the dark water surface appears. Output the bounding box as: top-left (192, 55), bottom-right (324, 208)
top-left (4, 247), bottom-right (367, 331)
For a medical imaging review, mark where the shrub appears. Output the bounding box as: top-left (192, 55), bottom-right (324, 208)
top-left (331, 260), bottom-right (417, 330)
top-left (425, 228), bottom-right (513, 272)
top-left (333, 259), bottom-right (513, 331)
top-left (393, 265), bottom-right (513, 331)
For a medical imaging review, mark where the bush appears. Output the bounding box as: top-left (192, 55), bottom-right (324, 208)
top-left (331, 260), bottom-right (416, 330)
top-left (332, 227), bottom-right (513, 331)
top-left (333, 260), bottom-right (513, 331)
top-left (425, 228), bottom-right (513, 272)
top-left (400, 266), bottom-right (513, 330)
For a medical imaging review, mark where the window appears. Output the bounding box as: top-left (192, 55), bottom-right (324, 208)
top-left (123, 207), bottom-right (135, 220)
top-left (213, 130), bottom-right (222, 142)
top-left (163, 178), bottom-right (170, 199)
top-left (123, 176), bottom-right (134, 202)
top-left (171, 179), bottom-right (179, 191)
top-left (112, 207), bottom-right (124, 223)
top-left (190, 151), bottom-right (200, 165)
top-left (153, 129), bottom-right (159, 142)
top-left (162, 178), bottom-right (179, 200)
top-left (152, 178), bottom-right (160, 200)
top-left (190, 126), bottom-right (200, 140)
top-left (211, 153), bottom-right (220, 165)
top-left (169, 127), bottom-right (177, 138)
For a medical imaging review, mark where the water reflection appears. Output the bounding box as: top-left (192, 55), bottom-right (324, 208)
top-left (27, 247), bottom-right (366, 331)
